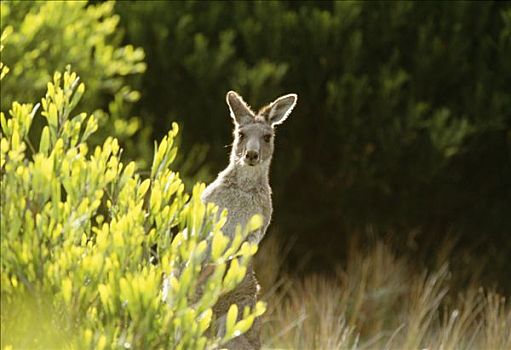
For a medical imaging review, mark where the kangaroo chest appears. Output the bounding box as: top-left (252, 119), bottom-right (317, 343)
top-left (203, 185), bottom-right (272, 243)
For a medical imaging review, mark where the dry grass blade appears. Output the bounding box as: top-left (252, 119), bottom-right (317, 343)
top-left (259, 238), bottom-right (511, 350)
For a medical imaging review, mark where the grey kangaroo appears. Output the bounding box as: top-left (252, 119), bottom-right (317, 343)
top-left (202, 91), bottom-right (297, 349)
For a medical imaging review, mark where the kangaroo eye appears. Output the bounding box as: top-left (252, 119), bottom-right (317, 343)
top-left (264, 134), bottom-right (271, 143)
top-left (238, 132), bottom-right (245, 139)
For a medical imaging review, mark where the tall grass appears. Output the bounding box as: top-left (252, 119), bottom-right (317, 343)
top-left (255, 236), bottom-right (511, 349)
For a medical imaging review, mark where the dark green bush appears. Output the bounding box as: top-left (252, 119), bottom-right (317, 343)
top-left (117, 1), bottom-right (511, 288)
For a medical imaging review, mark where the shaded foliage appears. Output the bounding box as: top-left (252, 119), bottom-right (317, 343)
top-left (116, 1), bottom-right (511, 289)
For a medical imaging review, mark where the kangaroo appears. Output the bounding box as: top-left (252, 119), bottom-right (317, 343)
top-left (202, 91), bottom-right (297, 349)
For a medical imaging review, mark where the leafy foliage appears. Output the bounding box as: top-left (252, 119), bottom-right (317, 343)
top-left (0, 1), bottom-right (149, 165)
top-left (117, 1), bottom-right (511, 288)
top-left (0, 68), bottom-right (265, 349)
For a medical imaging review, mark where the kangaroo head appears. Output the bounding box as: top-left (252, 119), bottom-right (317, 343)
top-left (226, 91), bottom-right (297, 167)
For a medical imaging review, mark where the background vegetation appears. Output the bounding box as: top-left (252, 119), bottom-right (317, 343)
top-left (0, 0), bottom-right (150, 165)
top-left (1, 1), bottom-right (510, 349)
top-left (114, 1), bottom-right (511, 290)
top-left (255, 235), bottom-right (511, 349)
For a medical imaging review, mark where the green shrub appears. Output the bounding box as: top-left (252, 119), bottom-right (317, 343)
top-left (0, 67), bottom-right (265, 349)
top-left (0, 1), bottom-right (149, 165)
top-left (116, 2), bottom-right (511, 288)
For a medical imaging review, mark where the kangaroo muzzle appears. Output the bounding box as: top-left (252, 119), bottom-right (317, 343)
top-left (245, 150), bottom-right (259, 166)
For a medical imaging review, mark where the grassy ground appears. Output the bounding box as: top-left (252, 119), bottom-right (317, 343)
top-left (255, 236), bottom-right (511, 350)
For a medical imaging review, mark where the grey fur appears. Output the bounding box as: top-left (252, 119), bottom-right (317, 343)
top-left (202, 91), bottom-right (297, 349)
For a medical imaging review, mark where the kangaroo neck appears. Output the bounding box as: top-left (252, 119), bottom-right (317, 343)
top-left (222, 159), bottom-right (270, 191)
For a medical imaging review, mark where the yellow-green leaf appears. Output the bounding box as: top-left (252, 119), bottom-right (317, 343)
top-left (225, 304), bottom-right (238, 338)
top-left (39, 126), bottom-right (50, 154)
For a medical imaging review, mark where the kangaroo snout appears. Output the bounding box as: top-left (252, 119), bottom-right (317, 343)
top-left (245, 150), bottom-right (259, 165)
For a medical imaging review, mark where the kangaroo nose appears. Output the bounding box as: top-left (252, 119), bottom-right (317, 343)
top-left (245, 150), bottom-right (259, 162)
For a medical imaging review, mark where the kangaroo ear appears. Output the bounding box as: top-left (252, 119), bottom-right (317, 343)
top-left (268, 94), bottom-right (297, 126)
top-left (226, 91), bottom-right (255, 125)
